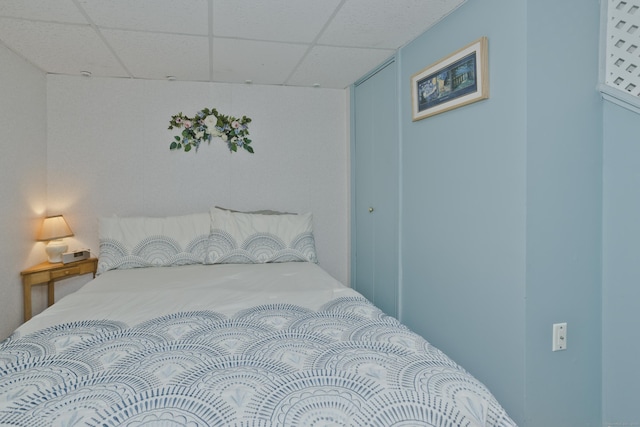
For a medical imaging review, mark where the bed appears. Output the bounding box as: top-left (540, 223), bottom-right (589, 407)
top-left (0, 208), bottom-right (517, 426)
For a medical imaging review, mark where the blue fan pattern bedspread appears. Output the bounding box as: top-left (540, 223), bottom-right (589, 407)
top-left (0, 296), bottom-right (516, 426)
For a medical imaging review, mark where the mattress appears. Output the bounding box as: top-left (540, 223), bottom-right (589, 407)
top-left (0, 262), bottom-right (517, 426)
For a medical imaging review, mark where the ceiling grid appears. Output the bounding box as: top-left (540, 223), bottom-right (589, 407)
top-left (0, 0), bottom-right (466, 89)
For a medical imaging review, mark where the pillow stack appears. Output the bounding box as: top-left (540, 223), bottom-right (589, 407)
top-left (97, 208), bottom-right (317, 274)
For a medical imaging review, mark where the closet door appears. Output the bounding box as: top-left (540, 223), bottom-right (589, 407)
top-left (353, 60), bottom-right (399, 317)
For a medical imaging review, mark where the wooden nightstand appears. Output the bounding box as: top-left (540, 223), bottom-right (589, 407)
top-left (20, 257), bottom-right (98, 322)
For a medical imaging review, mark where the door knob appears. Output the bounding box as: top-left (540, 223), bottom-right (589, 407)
top-left (368, 207), bottom-right (374, 213)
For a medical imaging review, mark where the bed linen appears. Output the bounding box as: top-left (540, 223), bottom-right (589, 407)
top-left (0, 262), bottom-right (516, 426)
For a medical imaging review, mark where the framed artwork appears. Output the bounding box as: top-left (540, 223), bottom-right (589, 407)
top-left (411, 37), bottom-right (489, 121)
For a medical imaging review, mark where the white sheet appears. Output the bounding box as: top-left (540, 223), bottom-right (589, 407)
top-left (16, 262), bottom-right (356, 337)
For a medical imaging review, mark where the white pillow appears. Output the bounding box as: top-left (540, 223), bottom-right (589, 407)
top-left (207, 207), bottom-right (317, 264)
top-left (98, 213), bottom-right (211, 274)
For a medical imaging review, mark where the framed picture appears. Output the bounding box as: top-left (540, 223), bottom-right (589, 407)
top-left (411, 37), bottom-right (489, 121)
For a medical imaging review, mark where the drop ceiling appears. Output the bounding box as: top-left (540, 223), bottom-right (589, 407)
top-left (0, 0), bottom-right (465, 89)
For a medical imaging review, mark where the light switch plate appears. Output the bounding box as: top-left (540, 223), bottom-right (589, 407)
top-left (552, 322), bottom-right (567, 351)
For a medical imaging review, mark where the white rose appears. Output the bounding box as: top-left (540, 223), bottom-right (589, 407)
top-left (221, 134), bottom-right (228, 141)
top-left (204, 114), bottom-right (217, 129)
top-left (195, 131), bottom-right (204, 139)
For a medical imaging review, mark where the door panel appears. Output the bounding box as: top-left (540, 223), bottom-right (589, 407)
top-left (353, 60), bottom-right (399, 317)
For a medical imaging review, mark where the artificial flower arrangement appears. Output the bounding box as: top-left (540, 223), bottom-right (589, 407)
top-left (169, 107), bottom-right (253, 153)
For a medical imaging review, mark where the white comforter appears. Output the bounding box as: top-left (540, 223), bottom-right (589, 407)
top-left (1, 263), bottom-right (517, 426)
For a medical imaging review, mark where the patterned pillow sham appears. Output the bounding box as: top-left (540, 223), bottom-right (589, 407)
top-left (97, 213), bottom-right (211, 274)
top-left (207, 207), bottom-right (317, 264)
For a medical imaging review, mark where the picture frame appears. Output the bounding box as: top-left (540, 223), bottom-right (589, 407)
top-left (411, 37), bottom-right (489, 121)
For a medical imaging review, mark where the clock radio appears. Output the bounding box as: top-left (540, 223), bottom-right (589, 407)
top-left (62, 249), bottom-right (91, 264)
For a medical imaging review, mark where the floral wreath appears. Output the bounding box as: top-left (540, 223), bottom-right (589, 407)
top-left (169, 107), bottom-right (253, 153)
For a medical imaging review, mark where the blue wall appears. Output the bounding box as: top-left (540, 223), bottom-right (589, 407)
top-left (525, 1), bottom-right (602, 425)
top-left (396, 0), bottom-right (602, 425)
top-left (602, 101), bottom-right (640, 424)
top-left (400, 0), bottom-right (527, 422)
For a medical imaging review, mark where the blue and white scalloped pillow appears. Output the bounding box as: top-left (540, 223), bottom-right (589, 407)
top-left (206, 207), bottom-right (317, 264)
top-left (98, 213), bottom-right (211, 274)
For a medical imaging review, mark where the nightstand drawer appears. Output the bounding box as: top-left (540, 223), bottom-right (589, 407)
top-left (51, 266), bottom-right (80, 279)
top-left (25, 271), bottom-right (52, 285)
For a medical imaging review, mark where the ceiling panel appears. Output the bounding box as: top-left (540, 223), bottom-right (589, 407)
top-left (78, 0), bottom-right (209, 35)
top-left (0, 18), bottom-right (128, 77)
top-left (0, 0), bottom-right (87, 24)
top-left (102, 30), bottom-right (210, 81)
top-left (212, 0), bottom-right (341, 43)
top-left (319, 0), bottom-right (466, 49)
top-left (288, 45), bottom-right (394, 89)
top-left (212, 38), bottom-right (308, 85)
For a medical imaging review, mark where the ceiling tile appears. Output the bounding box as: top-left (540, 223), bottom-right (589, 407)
top-left (101, 30), bottom-right (210, 81)
top-left (319, 0), bottom-right (465, 49)
top-left (0, 0), bottom-right (87, 23)
top-left (78, 0), bottom-right (209, 35)
top-left (212, 38), bottom-right (308, 85)
top-left (288, 46), bottom-right (394, 89)
top-left (212, 0), bottom-right (341, 43)
top-left (0, 18), bottom-right (128, 77)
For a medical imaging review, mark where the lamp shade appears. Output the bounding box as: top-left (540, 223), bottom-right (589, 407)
top-left (37, 215), bottom-right (74, 241)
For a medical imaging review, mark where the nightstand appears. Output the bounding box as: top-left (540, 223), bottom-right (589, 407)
top-left (20, 257), bottom-right (98, 322)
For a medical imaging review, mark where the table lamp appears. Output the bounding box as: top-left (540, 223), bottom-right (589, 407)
top-left (37, 215), bottom-right (74, 263)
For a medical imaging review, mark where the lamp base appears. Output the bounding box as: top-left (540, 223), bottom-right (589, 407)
top-left (45, 239), bottom-right (68, 263)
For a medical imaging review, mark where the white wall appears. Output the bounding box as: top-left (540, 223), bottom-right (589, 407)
top-left (44, 76), bottom-right (349, 304)
top-left (0, 44), bottom-right (47, 339)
